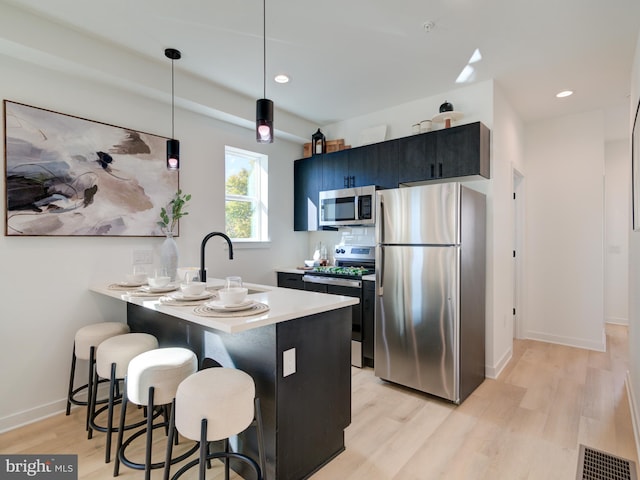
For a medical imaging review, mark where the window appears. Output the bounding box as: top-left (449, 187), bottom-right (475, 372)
top-left (225, 146), bottom-right (269, 242)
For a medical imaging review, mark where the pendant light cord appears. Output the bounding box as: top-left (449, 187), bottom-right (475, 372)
top-left (263, 0), bottom-right (266, 99)
top-left (171, 57), bottom-right (175, 139)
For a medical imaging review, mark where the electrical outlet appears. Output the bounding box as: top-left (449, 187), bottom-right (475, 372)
top-left (283, 348), bottom-right (296, 377)
top-left (132, 249), bottom-right (153, 265)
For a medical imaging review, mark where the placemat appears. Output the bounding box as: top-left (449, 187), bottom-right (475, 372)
top-left (193, 302), bottom-right (269, 318)
top-left (159, 293), bottom-right (214, 306)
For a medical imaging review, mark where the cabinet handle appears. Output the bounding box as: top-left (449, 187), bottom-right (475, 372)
top-left (430, 164), bottom-right (435, 178)
top-left (438, 163), bottom-right (443, 177)
top-left (350, 176), bottom-right (355, 187)
top-left (343, 176), bottom-right (349, 188)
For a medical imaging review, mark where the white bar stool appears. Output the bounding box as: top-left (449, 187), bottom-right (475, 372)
top-left (114, 347), bottom-right (199, 480)
top-left (66, 322), bottom-right (130, 430)
top-left (88, 332), bottom-right (159, 463)
top-left (165, 367), bottom-right (266, 480)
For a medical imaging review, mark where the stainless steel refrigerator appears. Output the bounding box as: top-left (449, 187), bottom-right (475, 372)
top-left (374, 182), bottom-right (486, 404)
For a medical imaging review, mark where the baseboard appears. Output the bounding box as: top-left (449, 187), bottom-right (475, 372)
top-left (485, 345), bottom-right (513, 380)
top-left (0, 398), bottom-right (66, 434)
top-left (605, 317), bottom-right (629, 326)
top-left (626, 371), bottom-right (640, 466)
top-left (525, 329), bottom-right (606, 352)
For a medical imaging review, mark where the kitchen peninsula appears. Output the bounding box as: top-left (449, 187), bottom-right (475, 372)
top-left (91, 281), bottom-right (358, 480)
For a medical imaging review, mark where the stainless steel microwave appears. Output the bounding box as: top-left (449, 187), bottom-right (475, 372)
top-left (319, 185), bottom-right (377, 227)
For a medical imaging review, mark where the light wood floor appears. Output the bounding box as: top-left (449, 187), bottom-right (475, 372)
top-left (1, 324), bottom-right (637, 479)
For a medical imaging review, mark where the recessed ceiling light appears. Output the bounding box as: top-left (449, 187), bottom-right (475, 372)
top-left (556, 90), bottom-right (573, 98)
top-left (274, 74), bottom-right (290, 84)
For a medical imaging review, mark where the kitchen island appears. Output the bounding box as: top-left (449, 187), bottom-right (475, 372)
top-left (91, 281), bottom-right (358, 480)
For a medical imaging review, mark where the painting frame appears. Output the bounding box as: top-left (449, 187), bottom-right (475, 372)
top-left (4, 100), bottom-right (179, 237)
top-left (633, 98), bottom-right (640, 232)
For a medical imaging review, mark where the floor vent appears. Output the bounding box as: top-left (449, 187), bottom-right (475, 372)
top-left (577, 445), bottom-right (637, 480)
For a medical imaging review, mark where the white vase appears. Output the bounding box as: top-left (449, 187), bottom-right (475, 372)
top-left (160, 232), bottom-right (179, 281)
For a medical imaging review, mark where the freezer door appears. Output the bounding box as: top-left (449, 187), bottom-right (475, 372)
top-left (376, 183), bottom-right (459, 245)
top-left (375, 245), bottom-right (459, 401)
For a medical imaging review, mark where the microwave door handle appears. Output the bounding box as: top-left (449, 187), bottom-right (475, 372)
top-left (355, 195), bottom-right (360, 220)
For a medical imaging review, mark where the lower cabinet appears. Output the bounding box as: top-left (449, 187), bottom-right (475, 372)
top-left (277, 272), bottom-right (305, 290)
top-left (362, 280), bottom-right (375, 367)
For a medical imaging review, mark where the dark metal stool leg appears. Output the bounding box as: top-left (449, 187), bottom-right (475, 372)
top-left (163, 398), bottom-right (176, 480)
top-left (113, 377), bottom-right (128, 477)
top-left (199, 419), bottom-right (208, 480)
top-left (105, 362), bottom-right (117, 463)
top-left (87, 365), bottom-right (100, 440)
top-left (65, 344), bottom-right (76, 416)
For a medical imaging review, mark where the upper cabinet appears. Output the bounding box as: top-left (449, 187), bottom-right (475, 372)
top-left (294, 155), bottom-right (322, 231)
top-left (436, 121), bottom-right (490, 180)
top-left (321, 140), bottom-right (399, 191)
top-left (293, 122), bottom-right (490, 231)
top-left (398, 121), bottom-right (489, 184)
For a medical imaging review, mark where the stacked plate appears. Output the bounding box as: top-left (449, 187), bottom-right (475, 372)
top-left (205, 299), bottom-right (255, 312)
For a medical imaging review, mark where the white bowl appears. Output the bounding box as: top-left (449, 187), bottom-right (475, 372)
top-left (218, 287), bottom-right (248, 306)
top-left (180, 281), bottom-right (206, 296)
top-left (148, 276), bottom-right (171, 288)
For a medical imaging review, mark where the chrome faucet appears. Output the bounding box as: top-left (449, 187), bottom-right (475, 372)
top-left (200, 232), bottom-right (234, 282)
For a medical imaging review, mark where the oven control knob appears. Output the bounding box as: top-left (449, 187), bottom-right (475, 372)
top-left (340, 248), bottom-right (346, 254)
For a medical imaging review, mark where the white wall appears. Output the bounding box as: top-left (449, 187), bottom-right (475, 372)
top-left (322, 80), bottom-right (494, 148)
top-left (627, 30), bottom-right (640, 460)
top-left (523, 110), bottom-right (605, 350)
top-left (604, 140), bottom-right (630, 324)
top-left (0, 53), bottom-right (305, 431)
top-left (487, 85), bottom-right (526, 376)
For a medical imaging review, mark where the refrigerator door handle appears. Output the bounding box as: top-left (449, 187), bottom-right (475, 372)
top-left (376, 246), bottom-right (384, 295)
top-left (376, 196), bottom-right (384, 245)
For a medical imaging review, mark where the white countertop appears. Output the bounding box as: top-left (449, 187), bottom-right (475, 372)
top-left (276, 267), bottom-right (311, 274)
top-left (91, 279), bottom-right (359, 334)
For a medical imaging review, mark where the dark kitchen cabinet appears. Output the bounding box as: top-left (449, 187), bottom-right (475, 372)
top-left (277, 272), bottom-right (305, 290)
top-left (436, 121), bottom-right (490, 179)
top-left (349, 140), bottom-right (399, 189)
top-left (321, 149), bottom-right (350, 190)
top-left (293, 122), bottom-right (490, 231)
top-left (398, 122), bottom-right (490, 184)
top-left (322, 141), bottom-right (399, 191)
top-left (362, 280), bottom-right (375, 367)
top-left (397, 131), bottom-right (437, 184)
top-left (294, 156), bottom-right (322, 231)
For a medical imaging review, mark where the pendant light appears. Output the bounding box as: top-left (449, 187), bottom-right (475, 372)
top-left (165, 48), bottom-right (181, 170)
top-left (256, 0), bottom-right (274, 143)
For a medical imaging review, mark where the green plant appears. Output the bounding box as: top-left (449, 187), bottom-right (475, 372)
top-left (158, 189), bottom-right (191, 234)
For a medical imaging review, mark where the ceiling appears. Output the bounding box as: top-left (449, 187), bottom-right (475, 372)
top-left (2, 0), bottom-right (640, 139)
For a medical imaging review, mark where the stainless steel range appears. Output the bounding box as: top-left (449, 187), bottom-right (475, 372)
top-left (302, 245), bottom-right (375, 367)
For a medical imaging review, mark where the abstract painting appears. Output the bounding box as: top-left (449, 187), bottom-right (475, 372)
top-left (4, 101), bottom-right (178, 236)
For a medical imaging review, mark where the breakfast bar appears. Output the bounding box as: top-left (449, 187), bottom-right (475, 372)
top-left (91, 281), bottom-right (358, 480)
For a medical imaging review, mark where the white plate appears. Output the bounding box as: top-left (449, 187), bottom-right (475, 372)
top-left (169, 291), bottom-right (213, 301)
top-left (141, 284), bottom-right (177, 293)
top-left (205, 299), bottom-right (254, 311)
top-left (117, 281), bottom-right (145, 287)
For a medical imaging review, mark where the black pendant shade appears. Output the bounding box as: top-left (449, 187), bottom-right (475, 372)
top-left (165, 48), bottom-right (181, 170)
top-left (256, 98), bottom-right (274, 143)
top-left (166, 138), bottom-right (180, 170)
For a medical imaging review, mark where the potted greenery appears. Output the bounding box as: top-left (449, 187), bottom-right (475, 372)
top-left (158, 189), bottom-right (191, 235)
top-left (157, 190), bottom-right (191, 281)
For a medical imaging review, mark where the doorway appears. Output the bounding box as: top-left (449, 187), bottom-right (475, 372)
top-left (513, 168), bottom-right (525, 339)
